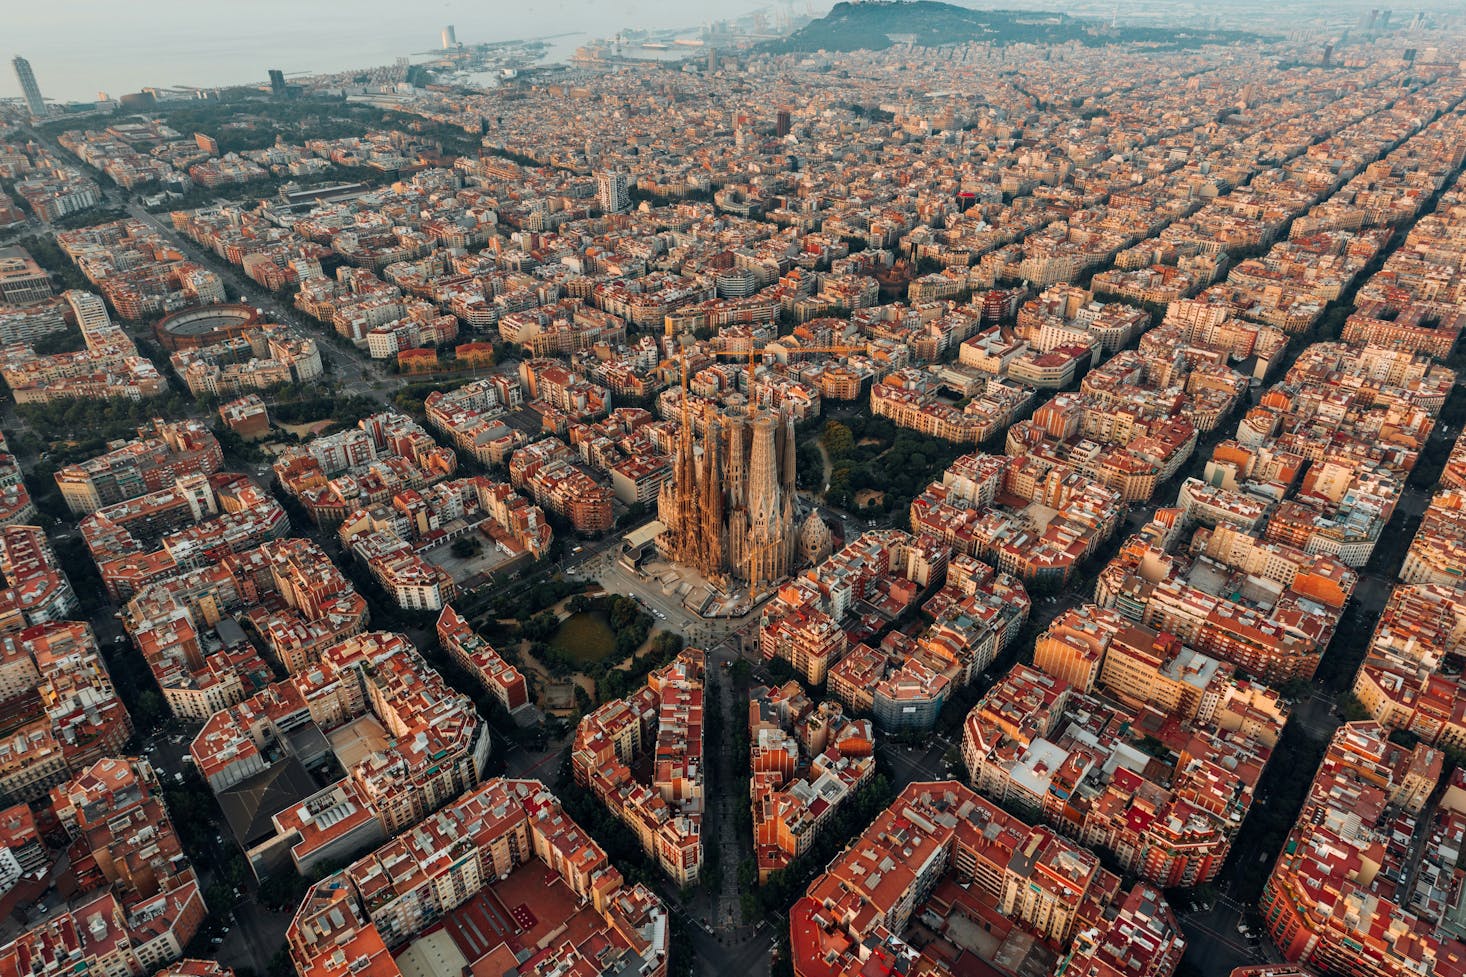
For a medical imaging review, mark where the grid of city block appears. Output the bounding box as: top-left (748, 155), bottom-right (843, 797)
top-left (2, 3), bottom-right (1466, 977)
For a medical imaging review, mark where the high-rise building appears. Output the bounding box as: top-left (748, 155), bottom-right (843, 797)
top-left (267, 68), bottom-right (286, 96)
top-left (658, 399), bottom-right (799, 591)
top-left (11, 56), bottom-right (45, 117)
top-left (596, 169), bottom-right (628, 214)
top-left (707, 47), bottom-right (719, 73)
top-left (64, 290), bottom-right (110, 333)
top-left (776, 108), bottom-right (792, 138)
top-left (442, 25), bottom-right (457, 49)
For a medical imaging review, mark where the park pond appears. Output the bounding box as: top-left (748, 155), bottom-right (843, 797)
top-left (548, 611), bottom-right (618, 664)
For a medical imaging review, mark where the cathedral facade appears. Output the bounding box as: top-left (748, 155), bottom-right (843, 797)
top-left (657, 404), bottom-right (799, 591)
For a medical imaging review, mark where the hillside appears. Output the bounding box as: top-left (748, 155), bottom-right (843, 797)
top-left (764, 1), bottom-right (1255, 54)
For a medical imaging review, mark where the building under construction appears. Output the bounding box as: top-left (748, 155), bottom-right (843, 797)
top-left (657, 402), bottom-right (799, 592)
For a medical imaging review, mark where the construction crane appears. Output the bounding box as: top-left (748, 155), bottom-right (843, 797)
top-left (674, 341), bottom-right (861, 419)
top-left (708, 343), bottom-right (862, 417)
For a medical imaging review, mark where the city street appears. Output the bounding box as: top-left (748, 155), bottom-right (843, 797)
top-left (118, 200), bottom-right (391, 397)
top-left (18, 119), bottom-right (404, 406)
top-left (885, 736), bottom-right (961, 789)
top-left (1177, 888), bottom-right (1279, 977)
top-left (664, 900), bottom-right (776, 977)
top-left (701, 662), bottom-right (749, 932)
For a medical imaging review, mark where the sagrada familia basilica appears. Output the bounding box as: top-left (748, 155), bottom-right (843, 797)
top-left (657, 401), bottom-right (813, 591)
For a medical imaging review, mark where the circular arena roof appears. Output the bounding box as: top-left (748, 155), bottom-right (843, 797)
top-left (155, 303), bottom-right (263, 350)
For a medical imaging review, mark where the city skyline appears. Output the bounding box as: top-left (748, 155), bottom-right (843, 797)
top-left (5, 0), bottom-right (781, 102)
top-left (12, 0), bottom-right (1466, 103)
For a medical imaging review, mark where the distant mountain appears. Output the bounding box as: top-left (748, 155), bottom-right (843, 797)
top-left (764, 1), bottom-right (1256, 54)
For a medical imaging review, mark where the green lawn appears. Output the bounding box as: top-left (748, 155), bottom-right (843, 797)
top-left (549, 611), bottom-right (618, 664)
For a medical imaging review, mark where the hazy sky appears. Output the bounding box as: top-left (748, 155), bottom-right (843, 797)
top-left (15, 0), bottom-right (1458, 103)
top-left (8, 0), bottom-right (786, 102)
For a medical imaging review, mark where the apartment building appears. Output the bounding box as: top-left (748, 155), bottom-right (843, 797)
top-left (0, 247), bottom-right (52, 305)
top-left (273, 412), bottom-right (457, 528)
top-left (55, 219), bottom-right (223, 321)
top-left (424, 375), bottom-right (526, 466)
top-left (0, 758), bottom-right (206, 977)
top-left (80, 473), bottom-right (289, 602)
top-left (749, 682), bottom-right (875, 880)
top-left (218, 394), bottom-right (271, 440)
top-left (122, 536), bottom-right (367, 699)
top-left (572, 650), bottom-right (704, 885)
top-left (191, 631), bottom-right (490, 878)
top-left (436, 605), bottom-right (529, 714)
top-left (1095, 519), bottom-right (1355, 683)
top-left (1401, 489), bottom-right (1466, 588)
top-left (0, 526), bottom-right (79, 629)
top-left (1260, 722), bottom-right (1461, 977)
top-left (508, 437), bottom-right (614, 534)
top-left (911, 452), bottom-right (1122, 588)
top-left (791, 781), bottom-right (1184, 977)
top-left (962, 656), bottom-right (1278, 887)
top-left (760, 530), bottom-right (942, 685)
top-left (286, 778), bottom-right (668, 977)
top-left (871, 366), bottom-right (1032, 443)
top-left (55, 419), bottom-right (223, 516)
top-left (0, 622), bottom-right (132, 804)
top-left (1352, 583), bottom-right (1466, 751)
top-left (169, 323), bottom-right (323, 397)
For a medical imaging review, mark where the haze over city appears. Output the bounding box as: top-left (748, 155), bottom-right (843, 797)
top-left (2, 3), bottom-right (1466, 977)
top-left (7, 0), bottom-right (780, 100)
top-left (12, 0), bottom-right (1466, 103)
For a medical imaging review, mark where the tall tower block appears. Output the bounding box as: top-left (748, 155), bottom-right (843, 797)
top-left (12, 57), bottom-right (45, 117)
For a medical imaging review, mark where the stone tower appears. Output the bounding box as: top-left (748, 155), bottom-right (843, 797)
top-left (743, 409), bottom-right (789, 589)
top-left (799, 510), bottom-right (833, 566)
top-left (657, 401), bottom-right (796, 591)
top-left (699, 413), bottom-right (725, 575)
